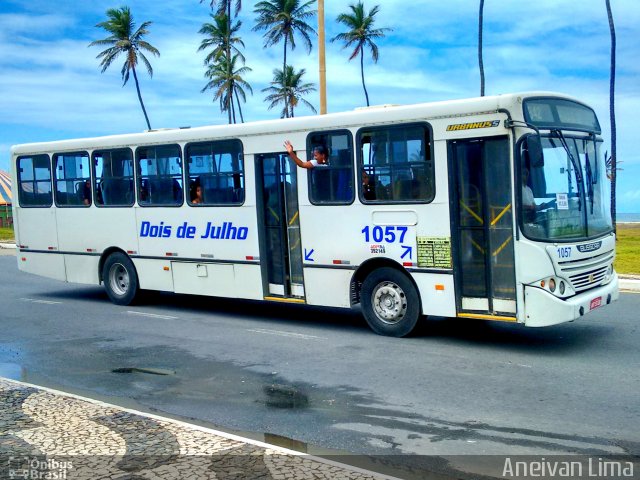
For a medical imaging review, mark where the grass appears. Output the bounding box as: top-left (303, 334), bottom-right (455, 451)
top-left (615, 223), bottom-right (640, 276)
top-left (0, 222), bottom-right (638, 274)
top-left (0, 226), bottom-right (14, 242)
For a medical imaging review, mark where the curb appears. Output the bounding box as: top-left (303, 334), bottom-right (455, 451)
top-left (619, 277), bottom-right (640, 293)
top-left (0, 242), bottom-right (16, 249)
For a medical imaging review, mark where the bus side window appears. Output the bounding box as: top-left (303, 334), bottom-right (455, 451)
top-left (185, 140), bottom-right (244, 206)
top-left (306, 130), bottom-right (354, 205)
top-left (53, 152), bottom-right (91, 207)
top-left (93, 148), bottom-right (134, 207)
top-left (136, 145), bottom-right (183, 207)
top-left (17, 154), bottom-right (53, 207)
top-left (358, 124), bottom-right (434, 203)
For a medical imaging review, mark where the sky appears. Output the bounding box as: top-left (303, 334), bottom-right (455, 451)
top-left (0, 0), bottom-right (638, 212)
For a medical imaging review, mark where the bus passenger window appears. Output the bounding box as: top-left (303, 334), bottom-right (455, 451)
top-left (306, 130), bottom-right (354, 205)
top-left (17, 155), bottom-right (53, 207)
top-left (92, 148), bottom-right (134, 207)
top-left (136, 145), bottom-right (183, 206)
top-left (358, 124), bottom-right (434, 204)
top-left (53, 152), bottom-right (91, 207)
top-left (185, 140), bottom-right (244, 206)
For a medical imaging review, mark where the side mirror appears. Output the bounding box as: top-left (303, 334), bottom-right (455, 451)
top-left (526, 135), bottom-right (544, 167)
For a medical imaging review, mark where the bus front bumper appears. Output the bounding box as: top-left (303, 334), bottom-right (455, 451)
top-left (523, 273), bottom-right (619, 327)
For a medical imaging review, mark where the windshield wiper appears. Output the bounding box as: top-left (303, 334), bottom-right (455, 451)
top-left (584, 146), bottom-right (594, 214)
top-left (552, 129), bottom-right (583, 212)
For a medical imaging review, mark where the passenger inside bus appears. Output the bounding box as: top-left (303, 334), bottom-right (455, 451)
top-left (284, 140), bottom-right (328, 169)
top-left (191, 182), bottom-right (203, 204)
top-left (362, 170), bottom-right (376, 200)
top-left (78, 179), bottom-right (91, 206)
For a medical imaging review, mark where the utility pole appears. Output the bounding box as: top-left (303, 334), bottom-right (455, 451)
top-left (318, 0), bottom-right (327, 114)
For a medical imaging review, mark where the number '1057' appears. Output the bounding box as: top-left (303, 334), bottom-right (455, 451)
top-left (361, 226), bottom-right (408, 243)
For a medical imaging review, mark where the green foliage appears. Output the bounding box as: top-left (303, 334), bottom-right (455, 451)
top-left (253, 0), bottom-right (316, 53)
top-left (253, 0), bottom-right (317, 117)
top-left (198, 13), bottom-right (245, 65)
top-left (615, 224), bottom-right (640, 275)
top-left (199, 4), bottom-right (251, 124)
top-left (0, 226), bottom-right (14, 241)
top-left (89, 7), bottom-right (159, 85)
top-left (262, 65), bottom-right (316, 118)
top-left (89, 6), bottom-right (159, 129)
top-left (202, 54), bottom-right (253, 121)
top-left (331, 1), bottom-right (390, 106)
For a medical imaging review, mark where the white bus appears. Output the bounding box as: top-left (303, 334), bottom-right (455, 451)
top-left (11, 92), bottom-right (619, 336)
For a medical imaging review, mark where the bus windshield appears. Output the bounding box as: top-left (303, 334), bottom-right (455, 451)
top-left (520, 133), bottom-right (612, 241)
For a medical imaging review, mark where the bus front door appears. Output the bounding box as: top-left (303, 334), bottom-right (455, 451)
top-left (256, 153), bottom-right (305, 300)
top-left (449, 137), bottom-right (516, 319)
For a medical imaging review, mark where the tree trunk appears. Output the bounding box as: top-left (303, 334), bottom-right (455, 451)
top-left (230, 83), bottom-right (237, 123)
top-left (283, 37), bottom-right (289, 118)
top-left (227, 3), bottom-right (234, 123)
top-left (606, 0), bottom-right (617, 232)
top-left (131, 66), bottom-right (152, 130)
top-left (235, 91), bottom-right (244, 123)
top-left (478, 0), bottom-right (485, 96)
top-left (360, 46), bottom-right (369, 106)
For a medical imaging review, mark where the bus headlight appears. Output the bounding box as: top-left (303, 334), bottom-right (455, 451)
top-left (559, 281), bottom-right (566, 295)
top-left (549, 278), bottom-right (556, 292)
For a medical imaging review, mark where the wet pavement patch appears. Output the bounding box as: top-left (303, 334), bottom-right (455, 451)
top-left (262, 384), bottom-right (309, 409)
top-left (112, 367), bottom-right (175, 376)
top-left (0, 362), bottom-right (23, 381)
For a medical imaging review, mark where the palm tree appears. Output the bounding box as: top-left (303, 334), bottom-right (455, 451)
top-left (262, 65), bottom-right (317, 118)
top-left (198, 12), bottom-right (249, 123)
top-left (198, 13), bottom-right (245, 65)
top-left (332, 1), bottom-right (390, 107)
top-left (202, 54), bottom-right (253, 124)
top-left (478, 0), bottom-right (485, 96)
top-left (253, 0), bottom-right (317, 117)
top-left (89, 7), bottom-right (159, 130)
top-left (605, 0), bottom-right (617, 230)
top-left (200, 0), bottom-right (242, 17)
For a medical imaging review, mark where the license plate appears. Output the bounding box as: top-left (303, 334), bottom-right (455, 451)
top-left (590, 297), bottom-right (602, 311)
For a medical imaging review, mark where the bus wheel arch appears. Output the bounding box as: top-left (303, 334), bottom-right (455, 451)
top-left (100, 249), bottom-right (139, 306)
top-left (351, 260), bottom-right (422, 337)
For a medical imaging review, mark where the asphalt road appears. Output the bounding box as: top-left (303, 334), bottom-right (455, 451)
top-left (0, 254), bottom-right (638, 477)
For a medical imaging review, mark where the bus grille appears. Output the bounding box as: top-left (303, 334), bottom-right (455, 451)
top-left (558, 250), bottom-right (613, 293)
top-left (568, 266), bottom-right (609, 292)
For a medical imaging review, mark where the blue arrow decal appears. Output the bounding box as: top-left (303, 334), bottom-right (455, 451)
top-left (304, 248), bottom-right (315, 262)
top-left (401, 245), bottom-right (412, 260)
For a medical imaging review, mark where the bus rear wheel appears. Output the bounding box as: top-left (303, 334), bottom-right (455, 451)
top-left (361, 267), bottom-right (420, 337)
top-left (103, 252), bottom-right (139, 306)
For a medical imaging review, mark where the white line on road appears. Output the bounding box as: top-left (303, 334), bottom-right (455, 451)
top-left (247, 328), bottom-right (325, 340)
top-left (19, 298), bottom-right (62, 305)
top-left (126, 310), bottom-right (179, 320)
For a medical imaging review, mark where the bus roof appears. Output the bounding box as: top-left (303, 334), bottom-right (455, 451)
top-left (11, 91), bottom-right (581, 156)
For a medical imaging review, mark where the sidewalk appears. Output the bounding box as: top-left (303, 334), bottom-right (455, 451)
top-left (0, 377), bottom-right (396, 480)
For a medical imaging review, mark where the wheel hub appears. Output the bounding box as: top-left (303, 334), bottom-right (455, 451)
top-left (109, 263), bottom-right (130, 297)
top-left (372, 281), bottom-right (407, 325)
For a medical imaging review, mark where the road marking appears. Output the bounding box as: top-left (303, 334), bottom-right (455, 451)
top-left (126, 310), bottom-right (179, 320)
top-left (247, 328), bottom-right (324, 340)
top-left (19, 298), bottom-right (62, 305)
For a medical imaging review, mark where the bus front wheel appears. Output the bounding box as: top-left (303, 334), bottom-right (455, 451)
top-left (103, 252), bottom-right (139, 306)
top-left (361, 268), bottom-right (420, 337)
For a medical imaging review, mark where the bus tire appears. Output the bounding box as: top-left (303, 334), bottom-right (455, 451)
top-left (103, 252), bottom-right (139, 306)
top-left (361, 267), bottom-right (420, 337)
